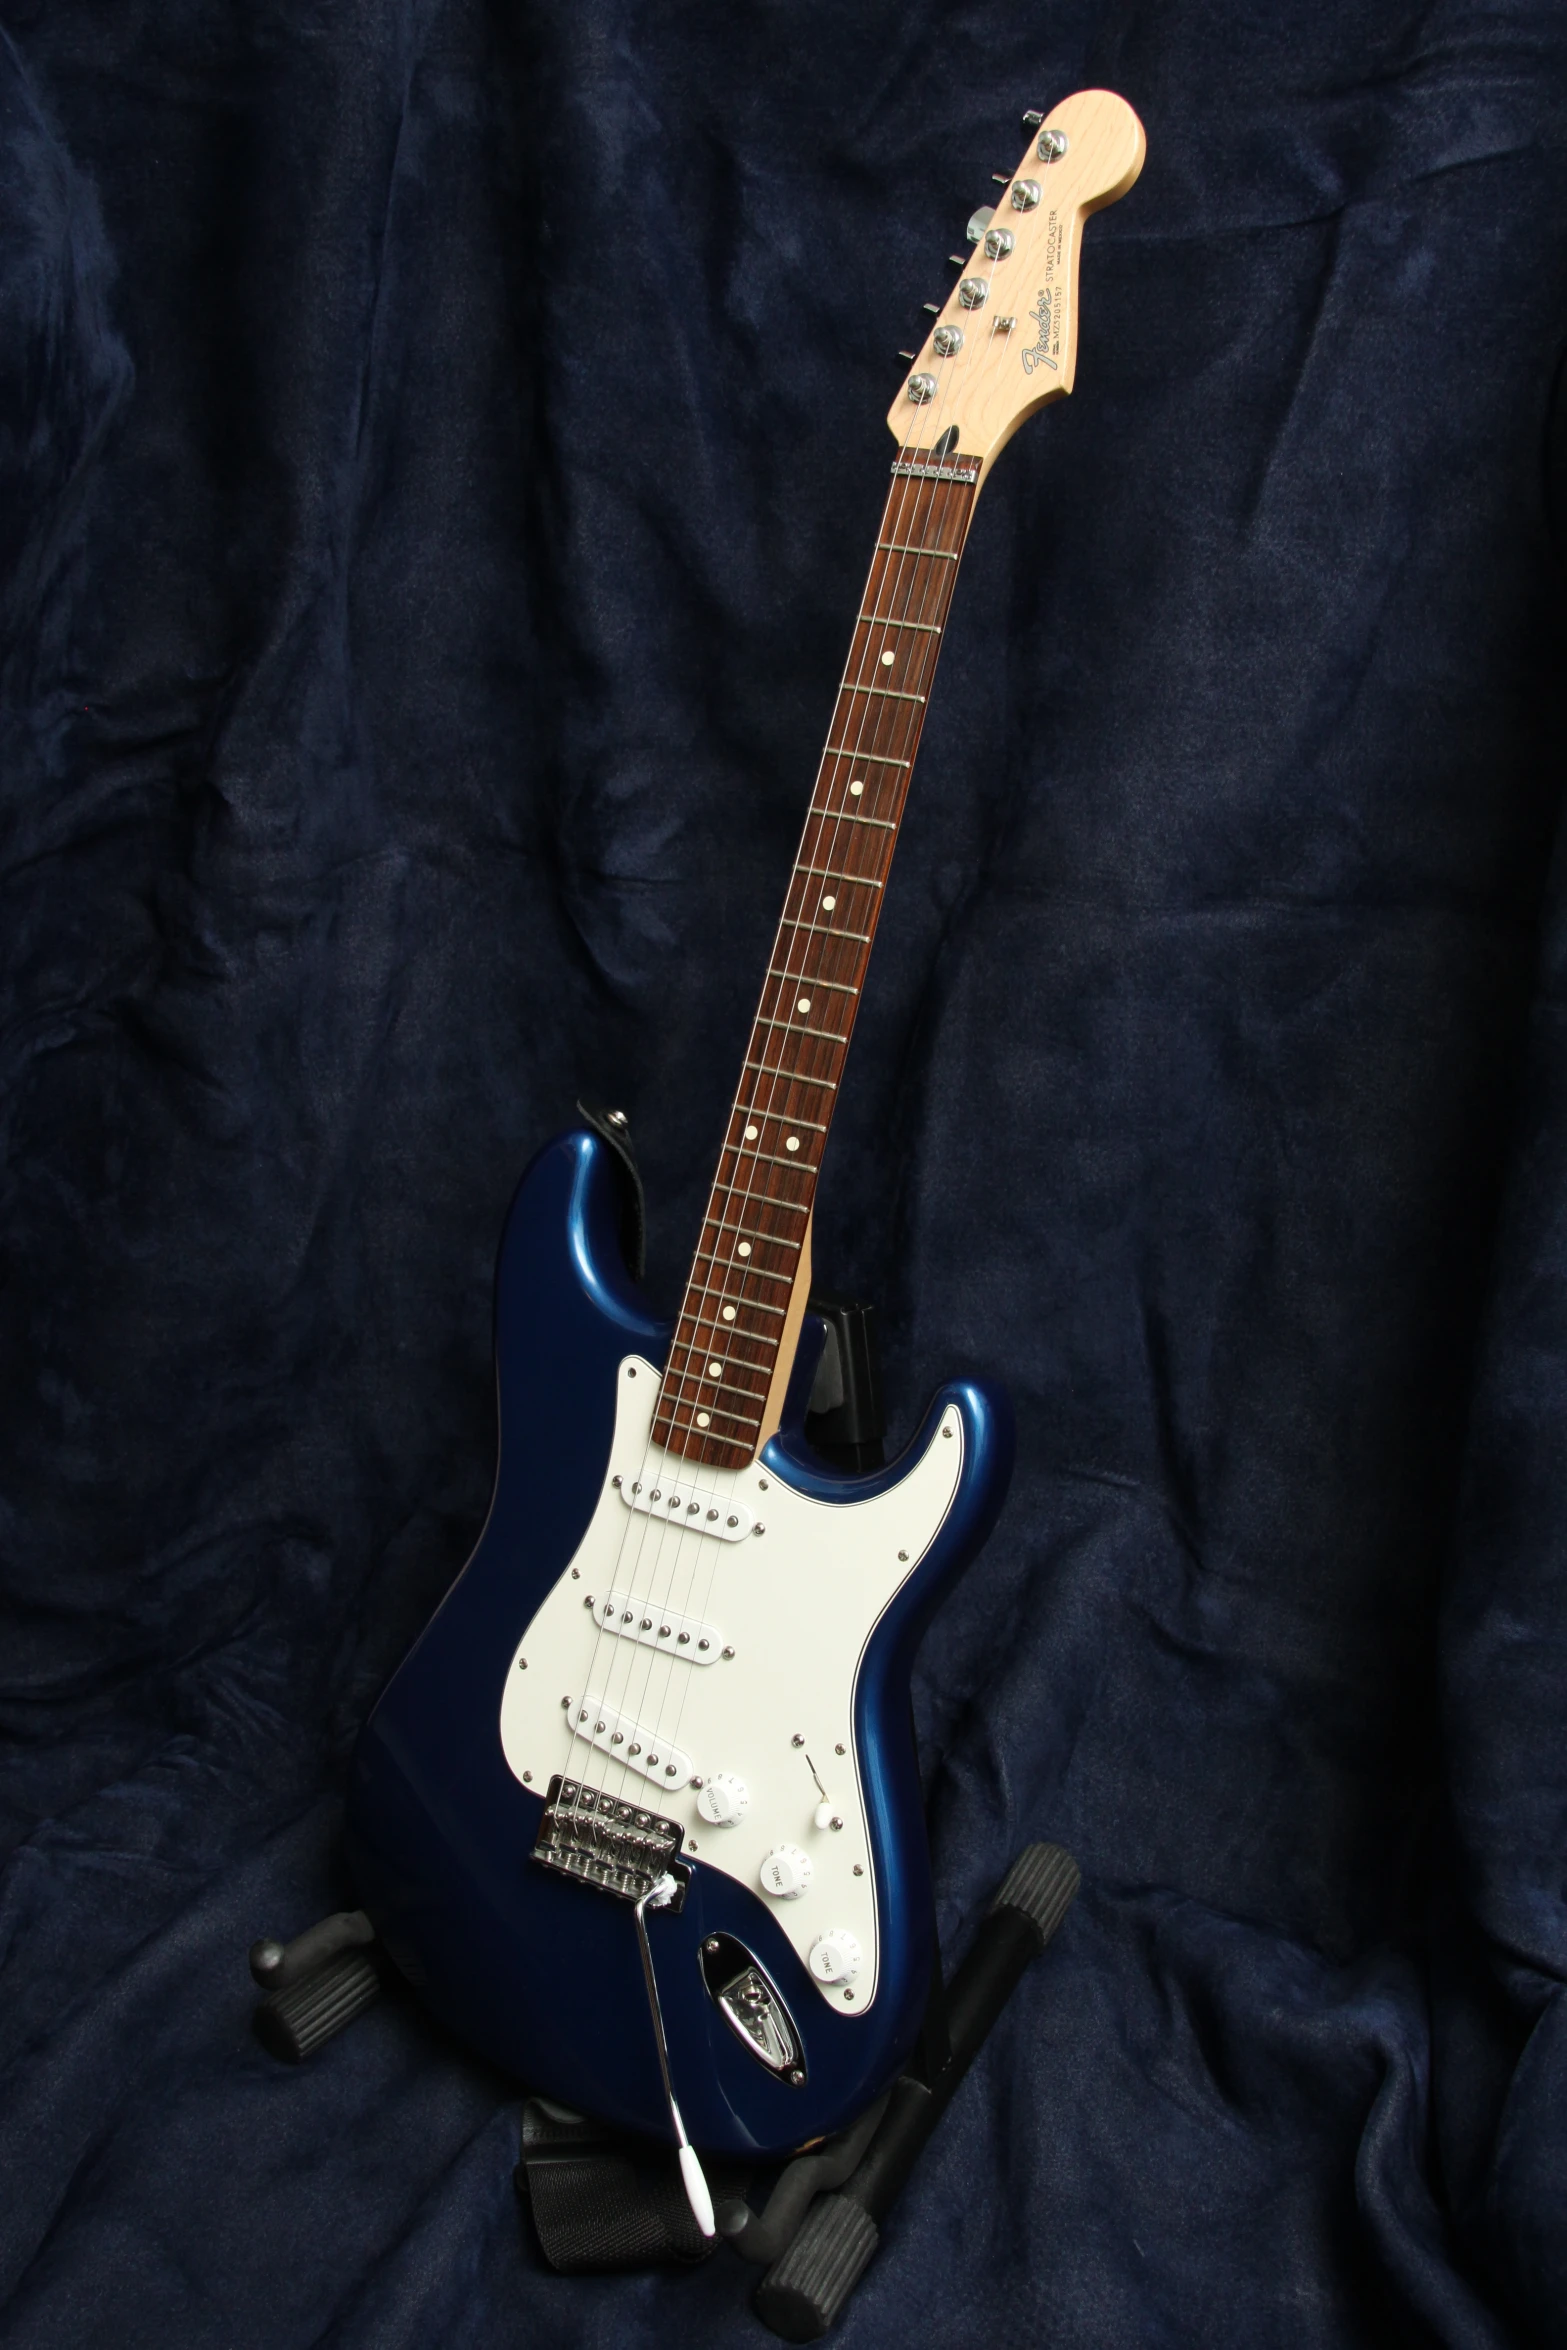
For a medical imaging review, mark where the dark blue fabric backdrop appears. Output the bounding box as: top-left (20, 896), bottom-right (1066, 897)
top-left (2, 3), bottom-right (1566, 2344)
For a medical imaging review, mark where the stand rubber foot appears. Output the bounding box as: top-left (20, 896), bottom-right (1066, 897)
top-left (254, 1948), bottom-right (381, 2062)
top-left (753, 2194), bottom-right (880, 2343)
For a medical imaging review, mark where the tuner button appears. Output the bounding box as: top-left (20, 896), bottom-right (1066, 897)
top-left (696, 1772), bottom-right (750, 1827)
top-left (808, 1930), bottom-right (863, 1986)
top-left (966, 205), bottom-right (995, 244)
top-left (759, 1845), bottom-right (814, 1901)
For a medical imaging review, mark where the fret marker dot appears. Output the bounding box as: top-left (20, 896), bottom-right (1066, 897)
top-left (785, 1136), bottom-right (800, 1153)
top-left (822, 895), bottom-right (836, 911)
top-left (722, 1306), bottom-right (736, 1321)
top-left (696, 1412), bottom-right (711, 1428)
top-left (880, 650), bottom-right (895, 667)
top-left (744, 1124), bottom-right (758, 1139)
top-left (797, 997), bottom-right (812, 1014)
top-left (738, 1241), bottom-right (752, 1257)
top-left (708, 1361), bottom-right (723, 1378)
top-left (849, 781), bottom-right (864, 797)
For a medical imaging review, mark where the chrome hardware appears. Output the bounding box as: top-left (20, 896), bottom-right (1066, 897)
top-left (990, 172), bottom-right (1010, 185)
top-left (594, 1589), bottom-right (724, 1661)
top-left (957, 277), bottom-right (989, 309)
top-left (1010, 177), bottom-right (1041, 211)
top-left (634, 1873), bottom-right (715, 2236)
top-left (897, 348), bottom-right (916, 361)
top-left (701, 1936), bottom-right (805, 2082)
top-left (791, 1734), bottom-right (805, 1747)
top-left (966, 204), bottom-right (994, 243)
top-left (567, 1694), bottom-right (693, 1787)
top-left (531, 1775), bottom-right (688, 1906)
top-left (996, 316), bottom-right (1016, 331)
top-left (617, 1478), bottom-right (754, 1541)
top-left (932, 323), bottom-right (963, 357)
top-left (1022, 108), bottom-right (1044, 129)
top-left (1037, 126), bottom-right (1068, 161)
top-left (922, 302), bottom-right (941, 315)
top-left (948, 253), bottom-right (966, 266)
top-left (983, 226), bottom-right (1014, 259)
top-left (907, 372), bottom-right (937, 404)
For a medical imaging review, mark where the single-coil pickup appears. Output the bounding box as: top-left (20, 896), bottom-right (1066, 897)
top-left (614, 1475), bottom-right (756, 1541)
top-left (589, 1588), bottom-right (726, 1663)
top-left (567, 1694), bottom-right (693, 1789)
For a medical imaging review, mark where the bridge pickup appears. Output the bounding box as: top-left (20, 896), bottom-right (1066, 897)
top-left (615, 1476), bottom-right (756, 1541)
top-left (567, 1693), bottom-right (694, 1789)
top-left (589, 1589), bottom-right (725, 1662)
top-left (531, 1775), bottom-right (688, 1907)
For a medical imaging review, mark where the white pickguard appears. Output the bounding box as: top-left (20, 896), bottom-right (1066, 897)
top-left (499, 1356), bottom-right (964, 2013)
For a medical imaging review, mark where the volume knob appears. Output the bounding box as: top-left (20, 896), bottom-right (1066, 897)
top-left (759, 1845), bottom-right (813, 1900)
top-left (696, 1772), bottom-right (749, 1827)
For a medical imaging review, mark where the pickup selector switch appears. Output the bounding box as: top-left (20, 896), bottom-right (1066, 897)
top-left (696, 1772), bottom-right (750, 1827)
top-left (808, 1930), bottom-right (863, 1986)
top-left (759, 1845), bottom-right (813, 1900)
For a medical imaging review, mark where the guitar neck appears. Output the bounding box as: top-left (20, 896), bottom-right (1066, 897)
top-left (651, 444), bottom-right (980, 1470)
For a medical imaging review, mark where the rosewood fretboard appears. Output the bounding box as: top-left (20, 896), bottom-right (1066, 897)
top-left (650, 445), bottom-right (979, 1470)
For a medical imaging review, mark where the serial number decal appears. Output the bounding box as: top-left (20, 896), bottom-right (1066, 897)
top-left (1021, 211), bottom-right (1066, 376)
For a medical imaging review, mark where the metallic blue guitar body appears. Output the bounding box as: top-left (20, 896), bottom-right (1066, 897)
top-left (346, 1127), bottom-right (1012, 2155)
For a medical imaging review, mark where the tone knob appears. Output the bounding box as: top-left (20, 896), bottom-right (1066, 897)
top-left (759, 1845), bottom-right (814, 1900)
top-left (808, 1930), bottom-right (863, 1986)
top-left (696, 1772), bottom-right (749, 1827)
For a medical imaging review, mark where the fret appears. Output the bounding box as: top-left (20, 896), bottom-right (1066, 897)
top-left (814, 809), bottom-right (896, 831)
top-left (754, 1015), bottom-right (848, 1044)
top-left (766, 967), bottom-right (859, 996)
top-left (820, 750), bottom-right (911, 769)
top-left (857, 615), bottom-right (942, 635)
top-left (670, 1397), bottom-right (762, 1432)
top-left (688, 1292), bottom-right (787, 1322)
top-left (780, 917), bottom-right (873, 944)
top-left (742, 1058), bottom-right (838, 1090)
top-left (668, 1359), bottom-right (771, 1401)
top-left (733, 1107), bottom-right (829, 1132)
top-left (692, 1245), bottom-right (797, 1284)
top-left (839, 682), bottom-right (926, 705)
top-left (725, 1147), bottom-right (817, 1175)
top-left (876, 541), bottom-right (959, 560)
top-left (795, 866), bottom-right (882, 890)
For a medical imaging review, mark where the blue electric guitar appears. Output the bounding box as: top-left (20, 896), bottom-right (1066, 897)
top-left (346, 93), bottom-right (1144, 2232)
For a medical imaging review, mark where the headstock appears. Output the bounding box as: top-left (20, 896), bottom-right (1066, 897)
top-left (886, 90), bottom-right (1145, 480)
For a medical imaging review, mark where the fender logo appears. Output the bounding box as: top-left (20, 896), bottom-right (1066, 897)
top-left (1021, 286), bottom-right (1058, 376)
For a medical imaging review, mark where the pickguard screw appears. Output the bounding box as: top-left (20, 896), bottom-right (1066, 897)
top-left (898, 1550), bottom-right (908, 1562)
top-left (788, 2067), bottom-right (806, 2087)
top-left (517, 1657), bottom-right (528, 1669)
top-left (835, 1744), bottom-right (846, 1756)
top-left (572, 1567), bottom-right (581, 1578)
top-left (754, 1524), bottom-right (766, 1537)
top-left (943, 1427), bottom-right (953, 1438)
top-left (612, 1475), bottom-right (623, 1487)
top-left (704, 1937), bottom-right (721, 1954)
top-left (561, 1697), bottom-right (571, 1708)
top-left (758, 1478), bottom-right (769, 1491)
top-left (722, 1646), bottom-right (735, 1659)
top-left (830, 1816), bottom-right (843, 1831)
top-left (853, 1864), bottom-right (864, 1877)
top-left (523, 1771), bottom-right (532, 1783)
top-left (792, 1734), bottom-right (805, 1748)
top-left (843, 1990), bottom-right (855, 2003)
top-left (692, 1777), bottom-right (705, 1790)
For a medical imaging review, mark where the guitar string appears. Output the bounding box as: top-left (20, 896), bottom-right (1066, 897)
top-left (554, 262), bottom-right (988, 1823)
top-left (589, 427), bottom-right (941, 1819)
top-left (593, 403), bottom-right (951, 1818)
top-left (646, 356), bottom-right (982, 1811)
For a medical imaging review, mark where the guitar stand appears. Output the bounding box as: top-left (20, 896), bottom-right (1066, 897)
top-left (246, 1238), bottom-right (1076, 2334)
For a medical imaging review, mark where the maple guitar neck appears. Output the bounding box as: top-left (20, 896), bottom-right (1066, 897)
top-left (651, 88), bottom-right (1145, 1474)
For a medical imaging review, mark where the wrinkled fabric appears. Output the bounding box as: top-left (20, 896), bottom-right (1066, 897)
top-left (2, 2), bottom-right (1566, 2344)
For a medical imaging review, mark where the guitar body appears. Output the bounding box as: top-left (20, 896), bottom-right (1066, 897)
top-left (346, 1127), bottom-right (1013, 2154)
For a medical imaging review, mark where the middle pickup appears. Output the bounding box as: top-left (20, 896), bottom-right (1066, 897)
top-left (586, 1588), bottom-right (729, 1664)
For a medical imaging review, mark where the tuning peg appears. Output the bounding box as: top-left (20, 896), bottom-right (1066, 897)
top-left (1022, 109), bottom-right (1044, 129)
top-left (966, 206), bottom-right (994, 244)
top-left (897, 350), bottom-right (916, 362)
top-left (948, 254), bottom-right (966, 266)
top-left (922, 302), bottom-right (941, 315)
top-left (990, 172), bottom-right (1011, 186)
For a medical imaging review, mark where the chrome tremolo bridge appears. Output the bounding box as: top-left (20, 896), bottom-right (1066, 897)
top-left (531, 1775), bottom-right (689, 1909)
